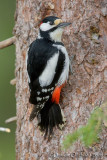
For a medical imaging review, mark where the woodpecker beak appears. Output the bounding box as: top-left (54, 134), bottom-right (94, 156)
top-left (57, 22), bottom-right (71, 28)
top-left (54, 19), bottom-right (71, 28)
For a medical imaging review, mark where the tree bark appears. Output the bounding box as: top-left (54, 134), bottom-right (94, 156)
top-left (14, 0), bottom-right (107, 159)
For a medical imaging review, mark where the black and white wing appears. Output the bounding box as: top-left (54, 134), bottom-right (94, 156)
top-left (27, 39), bottom-right (65, 105)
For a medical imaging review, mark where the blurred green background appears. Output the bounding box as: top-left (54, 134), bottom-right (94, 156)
top-left (0, 0), bottom-right (16, 159)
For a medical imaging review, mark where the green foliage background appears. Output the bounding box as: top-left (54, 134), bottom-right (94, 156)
top-left (63, 107), bottom-right (104, 149)
top-left (0, 0), bottom-right (16, 159)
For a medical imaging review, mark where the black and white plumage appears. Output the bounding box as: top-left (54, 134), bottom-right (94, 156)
top-left (26, 16), bottom-right (71, 138)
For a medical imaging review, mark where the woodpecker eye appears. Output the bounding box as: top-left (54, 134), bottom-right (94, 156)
top-left (49, 21), bottom-right (54, 25)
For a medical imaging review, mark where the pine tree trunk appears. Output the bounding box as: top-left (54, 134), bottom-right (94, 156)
top-left (14, 0), bottom-right (107, 159)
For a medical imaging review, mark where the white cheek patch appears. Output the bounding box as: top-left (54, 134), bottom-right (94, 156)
top-left (40, 23), bottom-right (55, 31)
top-left (39, 53), bottom-right (59, 87)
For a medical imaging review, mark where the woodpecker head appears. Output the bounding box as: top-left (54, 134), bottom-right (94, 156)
top-left (38, 16), bottom-right (71, 42)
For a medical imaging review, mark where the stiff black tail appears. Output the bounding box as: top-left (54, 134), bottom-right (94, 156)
top-left (39, 100), bottom-right (65, 138)
top-left (29, 98), bottom-right (65, 139)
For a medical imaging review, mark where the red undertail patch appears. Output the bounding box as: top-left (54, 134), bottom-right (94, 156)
top-left (51, 83), bottom-right (66, 104)
top-left (52, 87), bottom-right (61, 104)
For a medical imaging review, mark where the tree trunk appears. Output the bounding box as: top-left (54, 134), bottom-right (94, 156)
top-left (14, 0), bottom-right (107, 159)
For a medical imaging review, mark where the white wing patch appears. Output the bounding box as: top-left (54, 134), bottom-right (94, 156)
top-left (39, 53), bottom-right (59, 87)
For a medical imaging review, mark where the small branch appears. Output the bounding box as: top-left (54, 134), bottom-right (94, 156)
top-left (10, 78), bottom-right (16, 85)
top-left (5, 116), bottom-right (17, 124)
top-left (0, 127), bottom-right (11, 133)
top-left (0, 36), bottom-right (16, 49)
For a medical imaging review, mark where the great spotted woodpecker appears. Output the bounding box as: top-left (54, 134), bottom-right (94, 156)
top-left (26, 16), bottom-right (71, 138)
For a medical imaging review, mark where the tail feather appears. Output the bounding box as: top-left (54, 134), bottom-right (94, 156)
top-left (29, 98), bottom-right (65, 139)
top-left (39, 99), bottom-right (65, 138)
top-left (48, 108), bottom-right (55, 136)
top-left (52, 104), bottom-right (63, 125)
